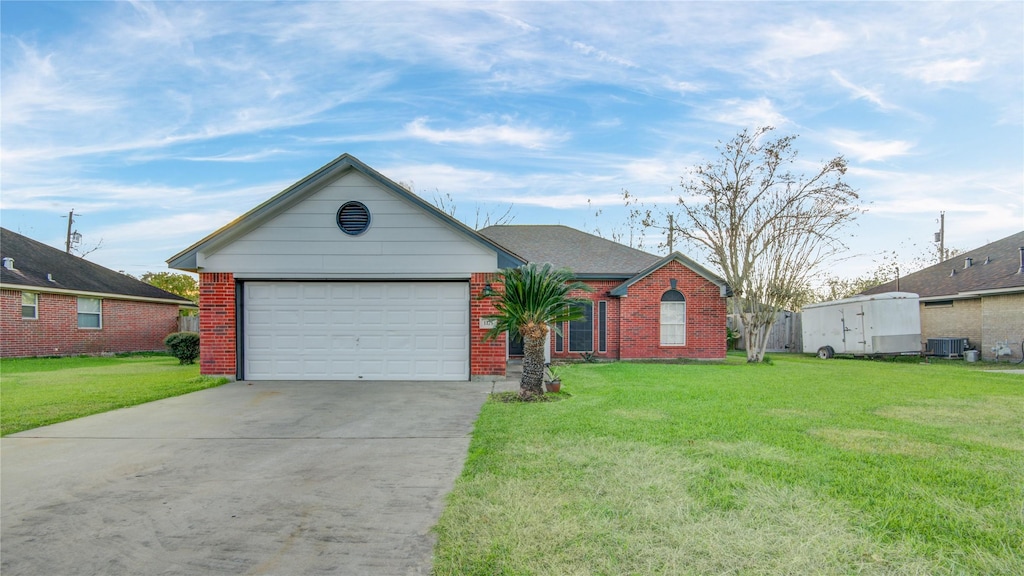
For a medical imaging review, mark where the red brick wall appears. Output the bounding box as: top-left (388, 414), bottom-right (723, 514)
top-left (0, 289), bottom-right (180, 357)
top-left (470, 272), bottom-right (507, 377)
top-left (550, 280), bottom-right (621, 361)
top-left (199, 273), bottom-right (236, 376)
top-left (618, 261), bottom-right (727, 360)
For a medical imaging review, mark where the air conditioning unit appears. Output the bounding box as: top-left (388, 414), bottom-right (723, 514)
top-left (926, 337), bottom-right (969, 358)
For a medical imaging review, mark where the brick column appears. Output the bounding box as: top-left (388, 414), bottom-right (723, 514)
top-left (199, 272), bottom-right (236, 377)
top-left (470, 272), bottom-right (506, 378)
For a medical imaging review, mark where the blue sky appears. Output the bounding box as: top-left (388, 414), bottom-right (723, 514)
top-left (2, 1), bottom-right (1022, 282)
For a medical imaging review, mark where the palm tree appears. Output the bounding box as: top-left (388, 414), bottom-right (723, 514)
top-left (481, 263), bottom-right (592, 398)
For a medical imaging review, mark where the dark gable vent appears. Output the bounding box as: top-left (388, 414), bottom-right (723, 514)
top-left (336, 201), bottom-right (371, 235)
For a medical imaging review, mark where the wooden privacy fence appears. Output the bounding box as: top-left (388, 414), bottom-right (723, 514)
top-left (178, 315), bottom-right (199, 333)
top-left (728, 311), bottom-right (802, 353)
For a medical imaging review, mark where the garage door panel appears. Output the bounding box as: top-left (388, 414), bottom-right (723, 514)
top-left (302, 284), bottom-right (327, 299)
top-left (301, 309), bottom-right (329, 324)
top-left (300, 337), bottom-right (329, 353)
top-left (330, 335), bottom-right (357, 350)
top-left (248, 309), bottom-right (275, 327)
top-left (330, 359), bottom-right (357, 374)
top-left (303, 360), bottom-right (329, 377)
top-left (244, 282), bottom-right (469, 380)
top-left (358, 310), bottom-right (383, 325)
top-left (443, 335), bottom-right (466, 350)
top-left (330, 310), bottom-right (356, 325)
top-left (330, 284), bottom-right (357, 299)
top-left (358, 285), bottom-right (385, 300)
top-left (387, 310), bottom-right (410, 324)
top-left (443, 310), bottom-right (467, 323)
top-left (274, 284), bottom-right (300, 299)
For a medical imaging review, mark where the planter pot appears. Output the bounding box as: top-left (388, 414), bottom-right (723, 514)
top-left (545, 380), bottom-right (562, 393)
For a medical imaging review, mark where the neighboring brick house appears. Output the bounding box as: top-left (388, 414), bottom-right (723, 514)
top-left (168, 154), bottom-right (731, 382)
top-left (0, 228), bottom-right (194, 358)
top-left (479, 225), bottom-right (731, 362)
top-left (862, 230), bottom-right (1024, 361)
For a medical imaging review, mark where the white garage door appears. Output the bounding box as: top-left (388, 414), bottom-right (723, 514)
top-left (244, 282), bottom-right (469, 381)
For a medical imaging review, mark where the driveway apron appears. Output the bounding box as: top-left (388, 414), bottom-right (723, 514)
top-left (1, 380), bottom-right (495, 576)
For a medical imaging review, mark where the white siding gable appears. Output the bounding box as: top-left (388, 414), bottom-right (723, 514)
top-left (201, 171), bottom-right (498, 278)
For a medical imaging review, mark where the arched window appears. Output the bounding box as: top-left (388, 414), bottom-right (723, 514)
top-left (660, 290), bottom-right (685, 346)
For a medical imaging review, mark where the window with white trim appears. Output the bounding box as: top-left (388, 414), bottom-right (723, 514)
top-left (21, 292), bottom-right (38, 319)
top-left (77, 297), bottom-right (102, 329)
top-left (660, 290), bottom-right (685, 346)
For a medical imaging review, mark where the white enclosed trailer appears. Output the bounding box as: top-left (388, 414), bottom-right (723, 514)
top-left (801, 292), bottom-right (921, 359)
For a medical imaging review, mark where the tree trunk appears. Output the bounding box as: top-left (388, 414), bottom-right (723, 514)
top-left (744, 320), bottom-right (763, 362)
top-left (743, 315), bottom-right (777, 363)
top-left (520, 322), bottom-right (547, 398)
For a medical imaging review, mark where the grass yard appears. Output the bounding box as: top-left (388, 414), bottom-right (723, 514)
top-left (1, 354), bottom-right (228, 436)
top-left (433, 354), bottom-right (1024, 575)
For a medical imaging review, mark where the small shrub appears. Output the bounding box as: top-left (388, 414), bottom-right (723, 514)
top-left (726, 327), bottom-right (740, 350)
top-left (164, 332), bottom-right (200, 365)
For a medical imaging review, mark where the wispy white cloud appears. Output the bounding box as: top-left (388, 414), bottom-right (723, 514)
top-left (830, 70), bottom-right (897, 111)
top-left (828, 131), bottom-right (914, 163)
top-left (182, 149), bottom-right (292, 163)
top-left (663, 79), bottom-right (704, 96)
top-left (569, 40), bottom-right (636, 68)
top-left (711, 97), bottom-right (787, 128)
top-left (849, 166), bottom-right (1023, 235)
top-left (403, 117), bottom-right (567, 149)
top-left (907, 58), bottom-right (984, 84)
top-left (759, 18), bottom-right (849, 62)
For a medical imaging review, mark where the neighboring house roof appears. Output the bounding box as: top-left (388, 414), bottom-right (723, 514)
top-left (167, 153), bottom-right (525, 272)
top-left (0, 227), bottom-right (193, 305)
top-left (478, 225), bottom-right (661, 277)
top-left (862, 230), bottom-right (1024, 300)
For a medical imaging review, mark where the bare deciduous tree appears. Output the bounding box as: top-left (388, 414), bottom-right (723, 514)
top-left (587, 192), bottom-right (653, 251)
top-left (663, 127), bottom-right (861, 362)
top-left (431, 189), bottom-right (516, 230)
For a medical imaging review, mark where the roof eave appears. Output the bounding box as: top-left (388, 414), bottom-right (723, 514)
top-left (0, 282), bottom-right (194, 306)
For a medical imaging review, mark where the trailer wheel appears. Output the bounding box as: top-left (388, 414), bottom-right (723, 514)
top-left (817, 346), bottom-right (835, 360)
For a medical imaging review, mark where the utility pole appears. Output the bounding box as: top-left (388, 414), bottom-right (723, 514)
top-left (934, 211), bottom-right (945, 263)
top-left (65, 210), bottom-right (75, 253)
top-left (63, 210), bottom-right (82, 254)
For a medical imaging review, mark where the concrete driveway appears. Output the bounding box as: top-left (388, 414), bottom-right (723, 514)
top-left (1, 379), bottom-right (502, 576)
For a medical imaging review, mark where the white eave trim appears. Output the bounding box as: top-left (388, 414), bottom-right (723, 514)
top-left (0, 282), bottom-right (197, 307)
top-left (953, 285), bottom-right (1024, 298)
top-left (919, 286), bottom-right (1024, 302)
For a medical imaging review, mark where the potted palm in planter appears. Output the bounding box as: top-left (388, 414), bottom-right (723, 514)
top-left (545, 363), bottom-right (562, 393)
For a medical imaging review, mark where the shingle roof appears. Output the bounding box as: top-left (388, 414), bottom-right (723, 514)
top-left (1, 227), bottom-right (193, 304)
top-left (862, 230), bottom-right (1024, 299)
top-left (478, 225), bottom-right (661, 277)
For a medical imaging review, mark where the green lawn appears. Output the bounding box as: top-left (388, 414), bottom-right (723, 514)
top-left (1, 355), bottom-right (228, 436)
top-left (433, 354), bottom-right (1024, 575)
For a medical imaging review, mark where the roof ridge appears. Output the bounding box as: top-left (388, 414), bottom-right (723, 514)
top-left (479, 223), bottom-right (658, 258)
